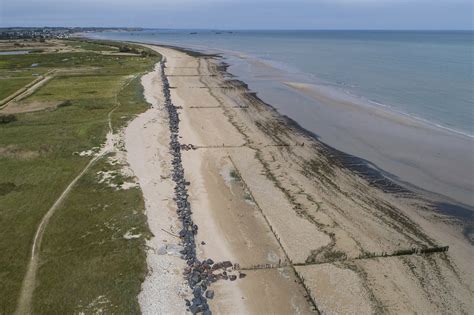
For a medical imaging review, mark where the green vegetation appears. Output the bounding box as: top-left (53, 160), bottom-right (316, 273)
top-left (0, 51), bottom-right (138, 72)
top-left (111, 73), bottom-right (150, 132)
top-left (33, 156), bottom-right (151, 314)
top-left (63, 40), bottom-right (119, 52)
top-left (0, 114), bottom-right (17, 124)
top-left (229, 169), bottom-right (241, 181)
top-left (57, 100), bottom-right (72, 108)
top-left (0, 77), bottom-right (35, 100)
top-left (0, 39), bottom-right (160, 313)
top-left (66, 38), bottom-right (160, 57)
top-left (31, 75), bottom-right (125, 103)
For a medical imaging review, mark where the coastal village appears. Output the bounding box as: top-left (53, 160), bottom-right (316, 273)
top-left (0, 27), bottom-right (141, 40)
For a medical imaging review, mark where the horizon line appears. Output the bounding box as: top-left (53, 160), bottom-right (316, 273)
top-left (1, 26), bottom-right (473, 32)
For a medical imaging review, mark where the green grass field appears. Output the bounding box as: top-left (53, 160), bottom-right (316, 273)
top-left (63, 40), bottom-right (120, 52)
top-left (0, 39), bottom-right (160, 314)
top-left (0, 77), bottom-right (36, 100)
top-left (32, 75), bottom-right (126, 102)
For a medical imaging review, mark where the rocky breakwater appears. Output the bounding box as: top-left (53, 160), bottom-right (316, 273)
top-left (160, 60), bottom-right (245, 314)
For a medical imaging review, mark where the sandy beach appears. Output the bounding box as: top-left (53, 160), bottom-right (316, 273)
top-left (125, 44), bottom-right (473, 314)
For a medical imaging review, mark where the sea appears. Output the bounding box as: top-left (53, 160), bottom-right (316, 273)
top-left (88, 30), bottom-right (474, 211)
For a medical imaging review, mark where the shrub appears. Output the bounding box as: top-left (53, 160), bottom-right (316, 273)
top-left (0, 114), bottom-right (17, 124)
top-left (119, 45), bottom-right (131, 53)
top-left (230, 169), bottom-right (240, 181)
top-left (58, 100), bottom-right (73, 108)
top-left (0, 182), bottom-right (17, 196)
top-left (119, 45), bottom-right (142, 55)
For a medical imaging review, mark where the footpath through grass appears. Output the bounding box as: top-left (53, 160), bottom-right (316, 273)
top-left (0, 39), bottom-right (160, 314)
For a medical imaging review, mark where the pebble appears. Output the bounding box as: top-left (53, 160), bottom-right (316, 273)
top-left (205, 290), bottom-right (215, 299)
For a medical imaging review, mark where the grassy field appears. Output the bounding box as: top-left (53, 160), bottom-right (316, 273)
top-left (0, 39), bottom-right (160, 314)
top-left (0, 77), bottom-right (36, 100)
top-left (63, 40), bottom-right (119, 52)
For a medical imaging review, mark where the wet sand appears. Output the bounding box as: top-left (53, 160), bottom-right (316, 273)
top-left (127, 44), bottom-right (473, 314)
top-left (283, 81), bottom-right (474, 208)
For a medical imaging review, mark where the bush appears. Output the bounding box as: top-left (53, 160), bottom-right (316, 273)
top-left (229, 169), bottom-right (241, 181)
top-left (119, 45), bottom-right (142, 55)
top-left (58, 100), bottom-right (73, 108)
top-left (0, 114), bottom-right (17, 124)
top-left (119, 45), bottom-right (131, 53)
top-left (0, 182), bottom-right (17, 196)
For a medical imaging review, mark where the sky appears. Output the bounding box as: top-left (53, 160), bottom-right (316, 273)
top-left (1, 0), bottom-right (473, 30)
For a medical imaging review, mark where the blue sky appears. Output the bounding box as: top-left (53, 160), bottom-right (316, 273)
top-left (1, 0), bottom-right (473, 29)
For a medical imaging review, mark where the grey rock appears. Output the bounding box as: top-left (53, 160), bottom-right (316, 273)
top-left (205, 290), bottom-right (215, 299)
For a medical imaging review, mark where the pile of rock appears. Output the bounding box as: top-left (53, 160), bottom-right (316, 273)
top-left (160, 60), bottom-right (218, 314)
top-left (181, 143), bottom-right (197, 151)
top-left (160, 59), bottom-right (247, 314)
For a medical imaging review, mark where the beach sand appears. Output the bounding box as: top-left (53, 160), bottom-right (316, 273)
top-left (125, 65), bottom-right (188, 314)
top-left (126, 45), bottom-right (473, 314)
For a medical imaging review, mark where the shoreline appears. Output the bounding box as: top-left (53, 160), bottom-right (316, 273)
top-left (229, 61), bottom-right (474, 238)
top-left (99, 34), bottom-right (473, 138)
top-left (125, 42), bottom-right (472, 313)
top-left (158, 43), bottom-right (473, 224)
top-left (170, 42), bottom-right (474, 209)
top-left (222, 52), bottom-right (474, 209)
top-left (283, 81), bottom-right (473, 140)
top-left (277, 81), bottom-right (474, 208)
top-left (86, 33), bottom-right (473, 210)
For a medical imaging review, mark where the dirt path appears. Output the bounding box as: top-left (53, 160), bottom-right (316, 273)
top-left (14, 76), bottom-right (135, 315)
top-left (14, 151), bottom-right (106, 315)
top-left (1, 68), bottom-right (102, 113)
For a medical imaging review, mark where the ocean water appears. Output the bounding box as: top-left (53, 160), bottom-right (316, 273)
top-left (89, 30), bottom-right (474, 208)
